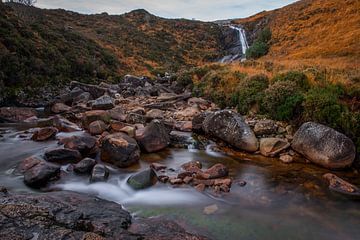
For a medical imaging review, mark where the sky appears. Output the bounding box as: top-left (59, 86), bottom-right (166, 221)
top-left (35, 0), bottom-right (298, 21)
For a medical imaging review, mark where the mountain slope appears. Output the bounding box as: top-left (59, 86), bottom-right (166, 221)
top-left (0, 3), bottom-right (224, 105)
top-left (235, 0), bottom-right (360, 64)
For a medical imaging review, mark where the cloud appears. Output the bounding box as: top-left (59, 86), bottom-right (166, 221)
top-left (35, 0), bottom-right (297, 21)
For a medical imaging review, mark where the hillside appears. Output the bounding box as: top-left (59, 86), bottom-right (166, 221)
top-left (234, 0), bottom-right (360, 69)
top-left (0, 3), bottom-right (224, 105)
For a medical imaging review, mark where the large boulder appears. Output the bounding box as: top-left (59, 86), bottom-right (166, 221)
top-left (202, 110), bottom-right (258, 152)
top-left (136, 120), bottom-right (170, 153)
top-left (0, 191), bottom-right (134, 239)
top-left (23, 161), bottom-right (60, 188)
top-left (127, 168), bottom-right (157, 190)
top-left (101, 133), bottom-right (140, 167)
top-left (292, 122), bottom-right (356, 169)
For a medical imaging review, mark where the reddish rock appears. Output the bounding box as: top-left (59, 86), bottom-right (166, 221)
top-left (136, 120), bottom-right (170, 153)
top-left (31, 127), bottom-right (58, 141)
top-left (109, 107), bottom-right (126, 121)
top-left (181, 161), bottom-right (202, 170)
top-left (150, 163), bottom-right (167, 171)
top-left (62, 135), bottom-right (97, 156)
top-left (158, 175), bottom-right (169, 183)
top-left (183, 176), bottom-right (193, 184)
top-left (177, 171), bottom-right (193, 179)
top-left (214, 178), bottom-right (232, 186)
top-left (23, 161), bottom-right (60, 188)
top-left (0, 107), bottom-right (37, 122)
top-left (51, 103), bottom-right (71, 114)
top-left (146, 109), bottom-right (164, 119)
top-left (89, 120), bottom-right (107, 135)
top-left (17, 155), bottom-right (43, 173)
top-left (120, 126), bottom-right (135, 138)
top-left (193, 179), bottom-right (215, 186)
top-left (110, 121), bottom-right (128, 132)
top-left (204, 163), bottom-right (229, 179)
top-left (259, 138), bottom-right (290, 157)
top-left (169, 178), bottom-right (183, 185)
top-left (83, 110), bottom-right (110, 128)
top-left (219, 184), bottom-right (230, 192)
top-left (323, 173), bottom-right (360, 196)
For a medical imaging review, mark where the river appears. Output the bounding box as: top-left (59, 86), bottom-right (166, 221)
top-left (1, 124), bottom-right (360, 240)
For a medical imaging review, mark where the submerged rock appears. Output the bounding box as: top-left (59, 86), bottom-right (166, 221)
top-left (136, 120), bottom-right (170, 153)
top-left (23, 161), bottom-right (60, 188)
top-left (31, 127), bottom-right (58, 141)
top-left (292, 122), bottom-right (356, 169)
top-left (127, 168), bottom-right (158, 190)
top-left (101, 133), bottom-right (140, 167)
top-left (203, 110), bottom-right (258, 152)
top-left (90, 164), bottom-right (109, 183)
top-left (0, 191), bottom-right (134, 239)
top-left (259, 138), bottom-right (290, 157)
top-left (323, 173), bottom-right (360, 198)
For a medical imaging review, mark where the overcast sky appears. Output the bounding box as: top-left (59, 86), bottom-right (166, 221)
top-left (35, 0), bottom-right (297, 21)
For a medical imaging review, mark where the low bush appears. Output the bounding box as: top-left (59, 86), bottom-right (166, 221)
top-left (246, 28), bottom-right (271, 59)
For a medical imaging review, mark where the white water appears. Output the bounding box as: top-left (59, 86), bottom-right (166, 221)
top-left (220, 25), bottom-right (249, 63)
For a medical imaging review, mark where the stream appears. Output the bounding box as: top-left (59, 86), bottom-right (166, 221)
top-left (1, 124), bottom-right (360, 240)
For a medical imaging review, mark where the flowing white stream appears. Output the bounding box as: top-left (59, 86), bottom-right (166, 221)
top-left (220, 25), bottom-right (249, 63)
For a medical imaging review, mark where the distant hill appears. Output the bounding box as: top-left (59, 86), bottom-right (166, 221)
top-left (0, 3), bottom-right (224, 105)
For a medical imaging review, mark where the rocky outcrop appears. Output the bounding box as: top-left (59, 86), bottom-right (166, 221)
top-left (136, 120), bottom-right (170, 153)
top-left (292, 122), bottom-right (356, 169)
top-left (203, 110), bottom-right (258, 152)
top-left (101, 133), bottom-right (140, 167)
top-left (0, 191), bottom-right (135, 239)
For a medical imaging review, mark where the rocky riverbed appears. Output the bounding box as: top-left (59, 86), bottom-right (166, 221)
top-left (0, 74), bottom-right (359, 239)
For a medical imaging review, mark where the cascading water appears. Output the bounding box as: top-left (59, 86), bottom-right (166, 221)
top-left (220, 25), bottom-right (249, 63)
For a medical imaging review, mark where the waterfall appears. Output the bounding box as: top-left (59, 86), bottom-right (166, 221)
top-left (220, 25), bottom-right (249, 63)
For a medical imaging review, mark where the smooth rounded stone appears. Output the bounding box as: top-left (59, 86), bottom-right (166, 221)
top-left (24, 161), bottom-right (60, 188)
top-left (52, 116), bottom-right (82, 132)
top-left (253, 119), bottom-right (278, 136)
top-left (90, 164), bottom-right (110, 183)
top-left (0, 191), bottom-right (134, 239)
top-left (109, 107), bottom-right (127, 121)
top-left (82, 110), bottom-right (110, 128)
top-left (323, 173), bottom-right (360, 198)
top-left (292, 122), bottom-right (356, 169)
top-left (202, 110), bottom-right (259, 152)
top-left (259, 138), bottom-right (290, 157)
top-left (88, 120), bottom-right (107, 135)
top-left (204, 163), bottom-right (229, 179)
top-left (136, 120), bottom-right (170, 153)
top-left (31, 127), bottom-right (58, 141)
top-left (126, 113), bottom-right (147, 124)
top-left (101, 133), bottom-right (140, 167)
top-left (192, 112), bottom-right (211, 133)
top-left (91, 95), bottom-right (114, 110)
top-left (73, 158), bottom-right (96, 174)
top-left (62, 135), bottom-right (97, 156)
top-left (146, 109), bottom-right (164, 119)
top-left (127, 168), bottom-right (157, 190)
top-left (45, 148), bottom-right (82, 164)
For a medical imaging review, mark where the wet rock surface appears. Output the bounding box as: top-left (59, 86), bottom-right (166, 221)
top-left (136, 120), bottom-right (170, 153)
top-left (23, 161), bottom-right (60, 188)
top-left (45, 148), bottom-right (82, 164)
top-left (127, 168), bottom-right (158, 190)
top-left (203, 110), bottom-right (258, 152)
top-left (292, 122), bottom-right (356, 169)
